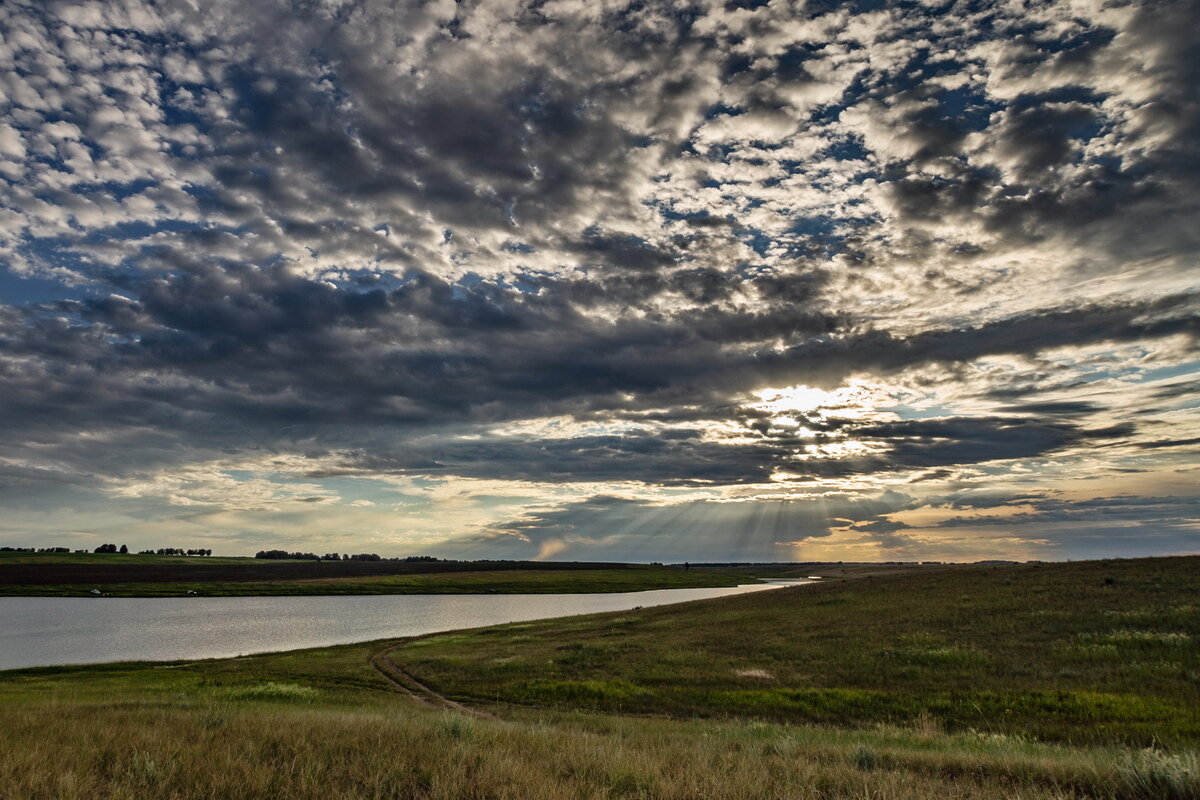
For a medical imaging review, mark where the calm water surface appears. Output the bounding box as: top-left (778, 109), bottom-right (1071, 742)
top-left (0, 581), bottom-right (808, 670)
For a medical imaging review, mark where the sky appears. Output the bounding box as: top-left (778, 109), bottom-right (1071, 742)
top-left (0, 0), bottom-right (1197, 563)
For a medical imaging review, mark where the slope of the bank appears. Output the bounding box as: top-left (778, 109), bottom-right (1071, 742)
top-left (391, 556), bottom-right (1200, 746)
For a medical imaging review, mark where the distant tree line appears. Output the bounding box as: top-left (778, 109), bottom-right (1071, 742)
top-left (2, 544), bottom-right (444, 563)
top-left (3, 544), bottom-right (212, 555)
top-left (254, 550), bottom-right (444, 562)
top-left (0, 546), bottom-right (71, 553)
top-left (137, 547), bottom-right (213, 556)
top-left (89, 544), bottom-right (213, 556)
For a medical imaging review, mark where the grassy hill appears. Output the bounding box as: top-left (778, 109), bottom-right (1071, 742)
top-left (392, 556), bottom-right (1200, 746)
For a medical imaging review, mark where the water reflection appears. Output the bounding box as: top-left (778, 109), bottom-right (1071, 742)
top-left (0, 581), bottom-right (809, 670)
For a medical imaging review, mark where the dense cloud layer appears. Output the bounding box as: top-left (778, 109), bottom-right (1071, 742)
top-left (0, 0), bottom-right (1196, 559)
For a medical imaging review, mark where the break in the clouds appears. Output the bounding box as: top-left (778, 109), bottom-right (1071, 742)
top-left (0, 0), bottom-right (1197, 561)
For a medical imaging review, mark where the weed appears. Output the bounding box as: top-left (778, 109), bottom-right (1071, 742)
top-left (441, 712), bottom-right (474, 739)
top-left (854, 745), bottom-right (880, 771)
top-left (199, 706), bottom-right (229, 729)
top-left (127, 751), bottom-right (162, 787)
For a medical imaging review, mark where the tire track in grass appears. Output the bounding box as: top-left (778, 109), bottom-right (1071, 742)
top-left (370, 641), bottom-right (494, 719)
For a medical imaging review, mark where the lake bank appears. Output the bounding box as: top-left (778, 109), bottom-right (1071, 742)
top-left (0, 581), bottom-right (808, 670)
top-left (0, 557), bottom-right (750, 597)
top-left (0, 553), bottom-right (943, 597)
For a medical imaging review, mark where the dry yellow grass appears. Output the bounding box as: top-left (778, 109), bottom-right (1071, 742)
top-left (0, 699), bottom-right (1136, 800)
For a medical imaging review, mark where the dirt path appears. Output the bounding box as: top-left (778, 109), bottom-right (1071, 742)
top-left (370, 642), bottom-right (494, 719)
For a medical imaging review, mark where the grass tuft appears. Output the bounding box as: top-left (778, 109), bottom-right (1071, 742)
top-left (1116, 748), bottom-right (1200, 800)
top-left (230, 682), bottom-right (320, 702)
top-left (853, 745), bottom-right (881, 771)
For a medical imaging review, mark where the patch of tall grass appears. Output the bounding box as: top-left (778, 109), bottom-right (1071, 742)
top-left (1079, 629), bottom-right (1192, 647)
top-left (0, 699), bottom-right (1166, 800)
top-left (229, 681), bottom-right (321, 701)
top-left (1116, 748), bottom-right (1199, 800)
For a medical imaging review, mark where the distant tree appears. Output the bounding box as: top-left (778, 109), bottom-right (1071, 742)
top-left (119, 544), bottom-right (128, 554)
top-left (255, 549), bottom-right (319, 560)
top-left (94, 543), bottom-right (118, 554)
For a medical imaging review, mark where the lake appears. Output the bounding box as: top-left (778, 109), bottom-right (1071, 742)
top-left (0, 580), bottom-right (808, 671)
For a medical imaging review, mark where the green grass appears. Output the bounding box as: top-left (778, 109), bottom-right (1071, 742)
top-left (0, 566), bottom-right (748, 596)
top-left (2, 638), bottom-right (1194, 800)
top-left (391, 556), bottom-right (1200, 747)
top-left (1, 556), bottom-right (1197, 799)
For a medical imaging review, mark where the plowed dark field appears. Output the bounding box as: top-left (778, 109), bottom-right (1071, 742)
top-left (0, 559), bottom-right (630, 586)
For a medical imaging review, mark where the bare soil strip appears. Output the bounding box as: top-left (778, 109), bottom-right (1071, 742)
top-left (0, 559), bottom-right (632, 586)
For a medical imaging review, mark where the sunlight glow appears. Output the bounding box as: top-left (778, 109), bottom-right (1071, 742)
top-left (752, 385), bottom-right (838, 414)
top-left (750, 380), bottom-right (899, 424)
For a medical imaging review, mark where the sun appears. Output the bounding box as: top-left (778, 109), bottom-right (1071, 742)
top-left (751, 385), bottom-right (839, 415)
top-left (749, 381), bottom-right (897, 425)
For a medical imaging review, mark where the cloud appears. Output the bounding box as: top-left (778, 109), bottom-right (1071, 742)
top-left (0, 0), bottom-right (1197, 559)
top-left (453, 491), bottom-right (917, 562)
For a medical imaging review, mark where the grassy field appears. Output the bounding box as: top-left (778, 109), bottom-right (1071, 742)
top-left (1, 557), bottom-right (1197, 799)
top-left (391, 556), bottom-right (1200, 747)
top-left (0, 553), bottom-right (753, 596)
top-left (0, 567), bottom-right (751, 597)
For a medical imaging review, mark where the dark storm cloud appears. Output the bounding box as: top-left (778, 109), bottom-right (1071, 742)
top-left (934, 495), bottom-right (1200, 528)
top-left (854, 418), bottom-right (1135, 469)
top-left (753, 294), bottom-right (1198, 393)
top-left (1135, 436), bottom-right (1200, 450)
top-left (0, 260), bottom-right (1190, 487)
top-left (309, 414), bottom-right (1137, 487)
top-left (840, 1), bottom-right (1200, 278)
top-left (1000, 401), bottom-right (1101, 416)
top-left (332, 434), bottom-right (783, 486)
